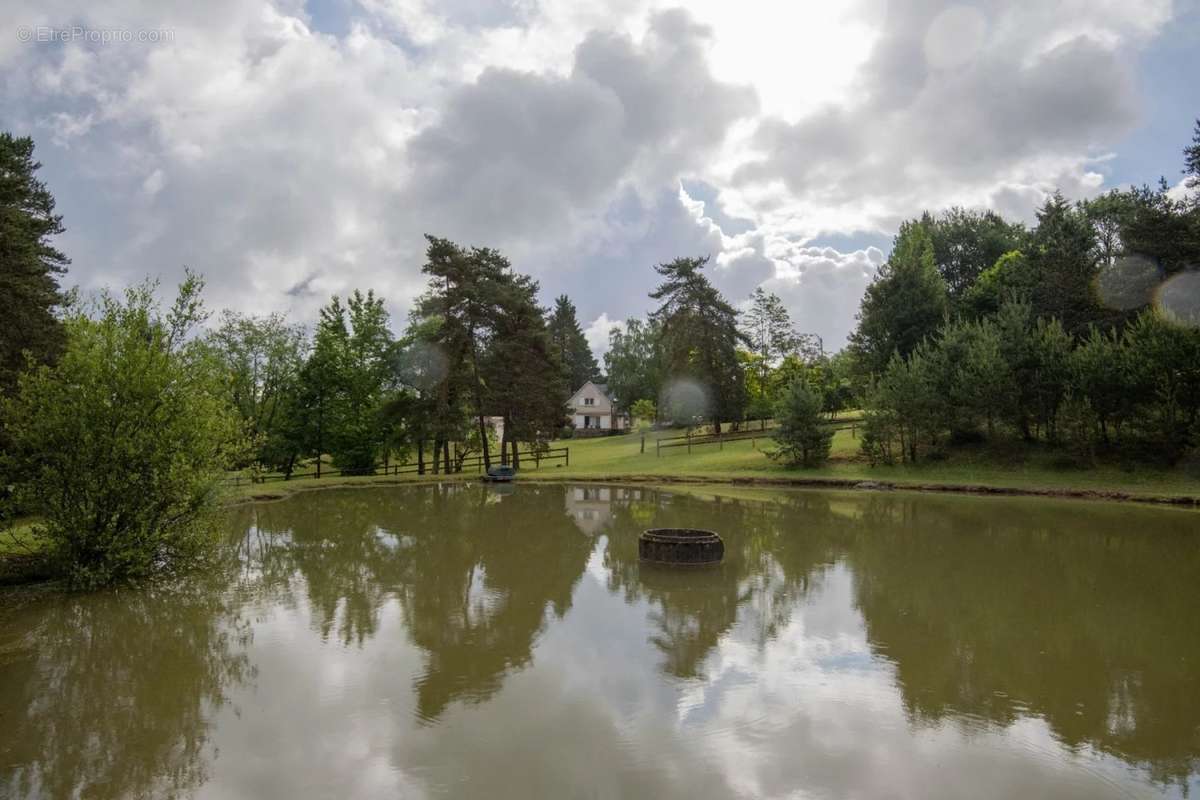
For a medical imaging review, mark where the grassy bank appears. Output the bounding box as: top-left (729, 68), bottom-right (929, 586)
top-left (229, 425), bottom-right (1200, 504)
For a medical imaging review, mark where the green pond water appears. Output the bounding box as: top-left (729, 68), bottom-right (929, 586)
top-left (2, 483), bottom-right (1199, 799)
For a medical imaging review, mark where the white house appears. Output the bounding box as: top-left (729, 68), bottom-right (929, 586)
top-left (568, 381), bottom-right (630, 434)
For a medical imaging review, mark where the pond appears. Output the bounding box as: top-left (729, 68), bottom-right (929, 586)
top-left (2, 483), bottom-right (1199, 798)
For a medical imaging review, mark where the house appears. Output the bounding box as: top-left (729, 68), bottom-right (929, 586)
top-left (568, 381), bottom-right (630, 435)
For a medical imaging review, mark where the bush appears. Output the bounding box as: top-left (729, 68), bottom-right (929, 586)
top-left (770, 378), bottom-right (833, 467)
top-left (1, 276), bottom-right (243, 587)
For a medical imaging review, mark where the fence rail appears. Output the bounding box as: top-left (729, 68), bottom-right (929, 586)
top-left (227, 446), bottom-right (569, 486)
top-left (656, 420), bottom-right (859, 457)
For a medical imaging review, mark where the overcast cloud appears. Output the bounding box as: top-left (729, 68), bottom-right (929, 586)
top-left (1, 0), bottom-right (1193, 355)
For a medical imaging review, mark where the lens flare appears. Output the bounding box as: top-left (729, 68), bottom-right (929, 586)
top-left (1153, 269), bottom-right (1200, 328)
top-left (404, 340), bottom-right (449, 391)
top-left (659, 378), bottom-right (710, 426)
top-left (1094, 254), bottom-right (1160, 311)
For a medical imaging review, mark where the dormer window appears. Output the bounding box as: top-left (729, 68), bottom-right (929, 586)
top-left (584, 397), bottom-right (594, 406)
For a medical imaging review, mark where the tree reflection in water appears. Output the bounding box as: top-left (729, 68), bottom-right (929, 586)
top-left (3, 483), bottom-right (1197, 798)
top-left (237, 483), bottom-right (593, 722)
top-left (0, 577), bottom-right (254, 800)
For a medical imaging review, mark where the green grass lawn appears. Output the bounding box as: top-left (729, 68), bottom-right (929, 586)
top-left (550, 427), bottom-right (1200, 497)
top-left (229, 424), bottom-right (1199, 504)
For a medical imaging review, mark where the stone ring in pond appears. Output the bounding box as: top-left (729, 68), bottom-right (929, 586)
top-left (638, 528), bottom-right (724, 565)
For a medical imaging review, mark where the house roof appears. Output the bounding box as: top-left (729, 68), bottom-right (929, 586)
top-left (572, 380), bottom-right (618, 405)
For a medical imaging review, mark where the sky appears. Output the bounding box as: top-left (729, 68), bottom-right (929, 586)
top-left (3, 0), bottom-right (1198, 359)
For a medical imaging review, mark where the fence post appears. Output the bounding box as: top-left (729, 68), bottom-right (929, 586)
top-left (565, 448), bottom-right (569, 467)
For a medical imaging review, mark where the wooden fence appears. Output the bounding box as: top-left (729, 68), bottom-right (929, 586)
top-left (656, 420), bottom-right (858, 457)
top-left (227, 446), bottom-right (569, 486)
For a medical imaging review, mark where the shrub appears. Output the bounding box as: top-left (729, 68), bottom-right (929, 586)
top-left (1, 276), bottom-right (243, 587)
top-left (770, 378), bottom-right (833, 467)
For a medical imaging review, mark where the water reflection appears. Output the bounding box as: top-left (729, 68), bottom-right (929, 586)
top-left (235, 483), bottom-right (592, 721)
top-left (0, 578), bottom-right (253, 799)
top-left (1, 483), bottom-right (1198, 798)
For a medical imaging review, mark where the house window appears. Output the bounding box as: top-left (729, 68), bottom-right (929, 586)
top-left (584, 397), bottom-right (594, 406)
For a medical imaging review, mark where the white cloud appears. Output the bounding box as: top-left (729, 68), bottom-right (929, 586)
top-left (0, 0), bottom-right (1183, 346)
top-left (584, 313), bottom-right (624, 363)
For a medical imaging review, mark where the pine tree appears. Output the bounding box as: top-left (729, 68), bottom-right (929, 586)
top-left (547, 294), bottom-right (599, 392)
top-left (650, 256), bottom-right (748, 433)
top-left (483, 276), bottom-right (567, 466)
top-left (0, 133), bottom-right (69, 396)
top-left (1184, 118), bottom-right (1200, 191)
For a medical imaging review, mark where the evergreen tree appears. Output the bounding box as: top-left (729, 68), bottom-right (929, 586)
top-left (770, 377), bottom-right (832, 467)
top-left (0, 133), bottom-right (69, 396)
top-left (418, 237), bottom-right (509, 470)
top-left (483, 276), bottom-right (566, 466)
top-left (649, 256), bottom-right (748, 433)
top-left (850, 219), bottom-right (948, 375)
top-left (1184, 118), bottom-right (1200, 191)
top-left (547, 295), bottom-right (599, 392)
top-left (1025, 194), bottom-right (1099, 335)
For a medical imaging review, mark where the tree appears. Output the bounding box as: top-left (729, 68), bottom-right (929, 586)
top-left (547, 295), bottom-right (600, 392)
top-left (1116, 183), bottom-right (1200, 281)
top-left (604, 318), bottom-right (662, 412)
top-left (293, 292), bottom-right (394, 475)
top-left (0, 133), bottom-right (69, 397)
top-left (1070, 327), bottom-right (1133, 446)
top-left (482, 273), bottom-right (566, 467)
top-left (962, 250), bottom-right (1030, 317)
top-left (770, 377), bottom-right (833, 467)
top-left (926, 316), bottom-right (1010, 438)
top-left (630, 398), bottom-right (657, 427)
top-left (0, 274), bottom-right (242, 587)
top-left (208, 311), bottom-right (307, 471)
top-left (861, 347), bottom-right (940, 464)
top-left (740, 288), bottom-right (798, 381)
top-left (1025, 193), bottom-right (1100, 335)
top-left (1123, 310), bottom-right (1200, 459)
top-left (850, 219), bottom-right (948, 375)
top-left (649, 256), bottom-right (748, 433)
top-left (928, 207), bottom-right (1025, 305)
top-left (419, 237), bottom-right (513, 471)
top-left (1184, 117), bottom-right (1200, 191)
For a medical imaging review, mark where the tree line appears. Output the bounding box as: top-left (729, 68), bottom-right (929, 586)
top-left (852, 119), bottom-right (1200, 465)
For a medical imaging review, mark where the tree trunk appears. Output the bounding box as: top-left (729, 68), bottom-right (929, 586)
top-left (417, 439), bottom-right (425, 475)
top-left (431, 438), bottom-right (441, 474)
top-left (500, 417), bottom-right (511, 466)
top-left (466, 332), bottom-right (492, 471)
top-left (477, 414), bottom-right (492, 471)
top-left (511, 437), bottom-right (520, 470)
top-left (442, 441), bottom-right (452, 474)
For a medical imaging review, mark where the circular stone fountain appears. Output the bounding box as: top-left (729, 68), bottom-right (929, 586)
top-left (638, 528), bottom-right (724, 565)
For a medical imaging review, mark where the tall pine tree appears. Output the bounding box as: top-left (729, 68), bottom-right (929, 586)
top-left (0, 133), bottom-right (69, 396)
top-left (547, 295), bottom-right (599, 392)
top-left (650, 256), bottom-right (748, 433)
